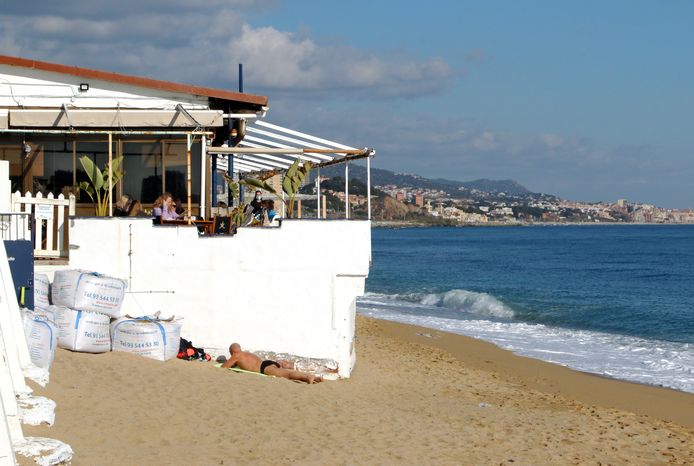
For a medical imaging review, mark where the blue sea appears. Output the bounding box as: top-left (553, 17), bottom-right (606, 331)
top-left (357, 225), bottom-right (694, 392)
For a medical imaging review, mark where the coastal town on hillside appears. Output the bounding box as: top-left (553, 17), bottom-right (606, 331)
top-left (374, 184), bottom-right (694, 224)
top-left (305, 168), bottom-right (694, 225)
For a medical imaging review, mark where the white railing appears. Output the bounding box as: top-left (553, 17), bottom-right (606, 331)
top-left (11, 191), bottom-right (76, 258)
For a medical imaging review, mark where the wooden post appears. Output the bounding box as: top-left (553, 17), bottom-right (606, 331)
top-left (298, 199), bottom-right (302, 219)
top-left (200, 134), bottom-right (206, 218)
top-left (322, 194), bottom-right (327, 219)
top-left (108, 132), bottom-right (113, 216)
top-left (72, 137), bottom-right (77, 187)
top-left (186, 134), bottom-right (192, 223)
top-left (162, 141), bottom-right (167, 194)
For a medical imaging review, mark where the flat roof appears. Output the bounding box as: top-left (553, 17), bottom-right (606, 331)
top-left (0, 54), bottom-right (268, 108)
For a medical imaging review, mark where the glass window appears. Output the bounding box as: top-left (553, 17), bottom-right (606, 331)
top-left (42, 139), bottom-right (75, 197)
top-left (122, 141), bottom-right (161, 204)
top-left (0, 134), bottom-right (203, 214)
top-left (163, 141), bottom-right (200, 204)
top-left (0, 137), bottom-right (23, 193)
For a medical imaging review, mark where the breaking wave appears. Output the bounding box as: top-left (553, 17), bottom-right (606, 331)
top-left (419, 289), bottom-right (515, 319)
top-left (360, 289), bottom-right (515, 320)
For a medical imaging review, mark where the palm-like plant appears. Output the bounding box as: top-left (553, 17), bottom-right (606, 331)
top-left (282, 159), bottom-right (313, 217)
top-left (223, 158), bottom-right (314, 220)
top-left (78, 155), bottom-right (124, 216)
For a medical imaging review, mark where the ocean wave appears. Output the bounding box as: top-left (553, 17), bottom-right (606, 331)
top-left (420, 289), bottom-right (515, 319)
top-left (355, 302), bottom-right (694, 393)
top-left (362, 289), bottom-right (515, 319)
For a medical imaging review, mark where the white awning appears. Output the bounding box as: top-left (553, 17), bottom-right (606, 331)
top-left (9, 109), bottom-right (225, 128)
top-left (207, 120), bottom-right (375, 172)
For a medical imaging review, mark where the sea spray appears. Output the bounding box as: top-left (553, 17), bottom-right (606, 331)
top-left (361, 289), bottom-right (515, 320)
top-left (420, 289), bottom-right (515, 319)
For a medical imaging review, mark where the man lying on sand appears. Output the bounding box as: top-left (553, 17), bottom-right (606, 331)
top-left (220, 343), bottom-right (323, 384)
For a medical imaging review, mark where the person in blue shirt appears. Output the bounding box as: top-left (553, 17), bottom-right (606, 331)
top-left (262, 199), bottom-right (278, 225)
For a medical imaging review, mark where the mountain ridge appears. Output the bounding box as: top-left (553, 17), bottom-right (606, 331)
top-left (315, 165), bottom-right (534, 196)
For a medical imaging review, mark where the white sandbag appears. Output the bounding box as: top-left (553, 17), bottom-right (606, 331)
top-left (51, 269), bottom-right (127, 317)
top-left (33, 273), bottom-right (51, 311)
top-left (20, 309), bottom-right (58, 370)
top-left (55, 307), bottom-right (111, 353)
top-left (111, 316), bottom-right (182, 362)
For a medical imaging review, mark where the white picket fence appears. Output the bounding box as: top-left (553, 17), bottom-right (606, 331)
top-left (11, 192), bottom-right (76, 258)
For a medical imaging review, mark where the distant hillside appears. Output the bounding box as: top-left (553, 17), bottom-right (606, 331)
top-left (314, 165), bottom-right (534, 196)
top-left (462, 179), bottom-right (531, 195)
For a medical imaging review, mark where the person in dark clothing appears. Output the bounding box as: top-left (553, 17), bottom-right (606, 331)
top-left (114, 194), bottom-right (133, 216)
top-left (247, 190), bottom-right (263, 216)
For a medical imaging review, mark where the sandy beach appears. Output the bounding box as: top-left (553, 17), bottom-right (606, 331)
top-left (22, 315), bottom-right (694, 465)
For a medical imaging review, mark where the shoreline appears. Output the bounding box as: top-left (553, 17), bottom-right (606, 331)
top-left (23, 315), bottom-right (694, 464)
top-left (372, 220), bottom-right (694, 228)
top-left (368, 316), bottom-right (694, 429)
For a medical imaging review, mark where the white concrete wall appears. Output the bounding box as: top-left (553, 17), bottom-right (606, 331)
top-left (0, 66), bottom-right (209, 110)
top-left (62, 218), bottom-right (371, 377)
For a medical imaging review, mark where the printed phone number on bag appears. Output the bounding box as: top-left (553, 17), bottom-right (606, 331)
top-left (116, 340), bottom-right (161, 349)
top-left (82, 292), bottom-right (120, 303)
top-left (82, 331), bottom-right (109, 340)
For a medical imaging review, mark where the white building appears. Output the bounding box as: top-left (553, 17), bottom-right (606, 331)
top-left (1, 54), bottom-right (375, 377)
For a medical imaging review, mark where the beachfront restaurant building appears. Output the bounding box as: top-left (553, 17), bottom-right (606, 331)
top-left (0, 55), bottom-right (374, 376)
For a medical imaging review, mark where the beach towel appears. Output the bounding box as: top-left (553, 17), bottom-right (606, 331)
top-left (215, 363), bottom-right (271, 377)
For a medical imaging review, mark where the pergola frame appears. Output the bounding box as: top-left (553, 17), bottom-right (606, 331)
top-left (207, 119), bottom-right (375, 220)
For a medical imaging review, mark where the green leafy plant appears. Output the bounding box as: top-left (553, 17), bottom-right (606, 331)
top-left (282, 159), bottom-right (313, 218)
top-left (78, 155), bottom-right (124, 216)
top-left (223, 158), bottom-right (313, 221)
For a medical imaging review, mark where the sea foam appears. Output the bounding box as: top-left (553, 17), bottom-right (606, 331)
top-left (420, 289), bottom-right (515, 319)
top-left (361, 289), bottom-right (515, 320)
top-left (357, 292), bottom-right (694, 393)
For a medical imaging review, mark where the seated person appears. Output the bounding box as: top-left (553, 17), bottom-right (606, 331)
top-left (245, 190), bottom-right (263, 216)
top-left (261, 199), bottom-right (279, 225)
top-left (152, 192), bottom-right (180, 221)
top-left (220, 343), bottom-right (322, 384)
top-left (128, 200), bottom-right (149, 217)
top-left (114, 194), bottom-right (133, 217)
top-left (173, 197), bottom-right (185, 217)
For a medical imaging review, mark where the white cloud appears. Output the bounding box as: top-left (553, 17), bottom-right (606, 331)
top-left (0, 3), bottom-right (453, 99)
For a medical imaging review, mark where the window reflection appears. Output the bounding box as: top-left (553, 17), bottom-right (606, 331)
top-left (3, 135), bottom-right (202, 213)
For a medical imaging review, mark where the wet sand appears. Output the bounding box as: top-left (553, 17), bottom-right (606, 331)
top-left (23, 315), bottom-right (694, 465)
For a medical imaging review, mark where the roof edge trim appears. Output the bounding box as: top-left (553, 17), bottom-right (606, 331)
top-left (0, 54), bottom-right (268, 107)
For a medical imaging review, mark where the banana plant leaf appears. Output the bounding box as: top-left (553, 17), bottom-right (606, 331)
top-left (241, 177), bottom-right (277, 195)
top-left (79, 156), bottom-right (104, 190)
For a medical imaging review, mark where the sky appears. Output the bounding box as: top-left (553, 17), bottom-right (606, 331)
top-left (1, 0), bottom-right (693, 207)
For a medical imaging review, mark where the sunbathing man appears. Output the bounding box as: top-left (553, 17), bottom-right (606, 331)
top-left (220, 343), bottom-right (323, 384)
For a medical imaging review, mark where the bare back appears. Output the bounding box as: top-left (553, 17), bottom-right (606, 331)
top-left (220, 344), bottom-right (263, 372)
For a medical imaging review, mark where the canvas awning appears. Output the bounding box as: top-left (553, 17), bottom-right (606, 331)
top-left (206, 120), bottom-right (374, 173)
top-left (206, 120), bottom-right (375, 220)
top-left (8, 109), bottom-right (225, 128)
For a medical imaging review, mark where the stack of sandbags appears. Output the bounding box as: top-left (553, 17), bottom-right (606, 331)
top-left (33, 273), bottom-right (52, 311)
top-left (21, 307), bottom-right (59, 369)
top-left (111, 314), bottom-right (182, 361)
top-left (53, 306), bottom-right (112, 353)
top-left (52, 270), bottom-right (127, 317)
top-left (50, 270), bottom-right (128, 354)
